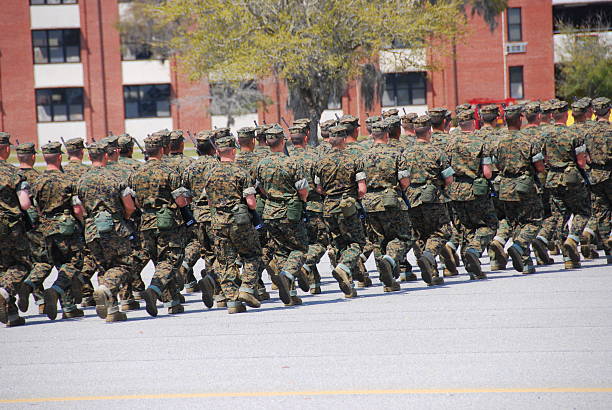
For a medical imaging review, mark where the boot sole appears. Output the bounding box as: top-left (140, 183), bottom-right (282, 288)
top-left (416, 257), bottom-right (433, 284)
top-left (297, 273), bottom-right (310, 293)
top-left (378, 259), bottom-right (394, 287)
top-left (199, 276), bottom-right (215, 308)
top-left (17, 283), bottom-right (31, 313)
top-left (465, 252), bottom-right (486, 280)
top-left (272, 275), bottom-right (292, 305)
top-left (507, 246), bottom-right (524, 273)
top-left (238, 293), bottom-right (261, 308)
top-left (143, 289), bottom-right (158, 317)
top-left (533, 239), bottom-right (554, 265)
top-left (440, 246), bottom-right (458, 274)
top-left (489, 242), bottom-right (508, 267)
top-left (580, 244), bottom-right (591, 259)
top-left (332, 268), bottom-right (352, 296)
top-left (43, 289), bottom-right (58, 320)
top-left (92, 289), bottom-right (109, 319)
top-left (564, 242), bottom-right (580, 263)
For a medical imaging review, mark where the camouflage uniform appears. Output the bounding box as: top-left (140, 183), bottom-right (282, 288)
top-left (446, 109), bottom-right (497, 277)
top-left (542, 101), bottom-right (591, 267)
top-left (399, 115), bottom-right (455, 285)
top-left (361, 125), bottom-right (406, 291)
top-left (128, 136), bottom-right (187, 315)
top-left (204, 139), bottom-right (262, 312)
top-left (28, 142), bottom-right (84, 318)
top-left (315, 125), bottom-right (367, 296)
top-left (76, 144), bottom-right (134, 320)
top-left (255, 125), bottom-right (309, 305)
top-left (491, 106), bottom-right (544, 274)
top-left (0, 136), bottom-right (32, 325)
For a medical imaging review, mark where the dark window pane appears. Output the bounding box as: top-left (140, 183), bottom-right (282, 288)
top-left (48, 30), bottom-right (63, 47)
top-left (125, 102), bottom-right (139, 118)
top-left (509, 27), bottom-right (521, 42)
top-left (65, 46), bottom-right (80, 62)
top-left (49, 47), bottom-right (64, 63)
top-left (509, 66), bottom-right (524, 99)
top-left (412, 89), bottom-right (426, 105)
top-left (36, 88), bottom-right (83, 122)
top-left (382, 72), bottom-right (427, 106)
top-left (32, 31), bottom-right (48, 47)
top-left (63, 30), bottom-right (80, 46)
top-left (508, 8), bottom-right (521, 24)
top-left (37, 105), bottom-right (52, 122)
top-left (123, 84), bottom-right (171, 118)
top-left (31, 0), bottom-right (46, 4)
top-left (48, 0), bottom-right (62, 4)
top-left (33, 47), bottom-right (48, 63)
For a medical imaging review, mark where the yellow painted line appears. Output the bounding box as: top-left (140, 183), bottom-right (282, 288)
top-left (2, 388), bottom-right (612, 403)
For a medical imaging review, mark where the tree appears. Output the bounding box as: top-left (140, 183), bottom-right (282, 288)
top-left (555, 19), bottom-right (612, 101)
top-left (147, 0), bottom-right (467, 144)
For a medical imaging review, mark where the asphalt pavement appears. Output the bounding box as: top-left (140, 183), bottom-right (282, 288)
top-left (1, 251), bottom-right (611, 409)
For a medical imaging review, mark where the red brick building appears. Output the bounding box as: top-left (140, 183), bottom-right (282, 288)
top-left (0, 0), bottom-right (555, 146)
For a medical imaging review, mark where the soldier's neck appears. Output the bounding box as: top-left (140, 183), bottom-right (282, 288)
top-left (68, 157), bottom-right (82, 163)
top-left (525, 123), bottom-right (539, 128)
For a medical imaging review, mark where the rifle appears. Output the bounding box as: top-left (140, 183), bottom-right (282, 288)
top-left (279, 118), bottom-right (290, 156)
top-left (399, 189), bottom-right (411, 209)
top-left (133, 138), bottom-right (148, 161)
top-left (248, 208), bottom-right (265, 231)
top-left (60, 137), bottom-right (68, 150)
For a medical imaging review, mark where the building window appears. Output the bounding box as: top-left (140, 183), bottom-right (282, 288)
top-left (507, 8), bottom-right (522, 42)
top-left (121, 43), bottom-right (155, 61)
top-left (30, 0), bottom-right (77, 4)
top-left (327, 91), bottom-right (342, 110)
top-left (382, 72), bottom-right (426, 107)
top-left (36, 88), bottom-right (84, 122)
top-left (209, 81), bottom-right (259, 115)
top-left (509, 66), bottom-right (524, 99)
top-left (124, 84), bottom-right (171, 118)
top-left (32, 29), bottom-right (80, 64)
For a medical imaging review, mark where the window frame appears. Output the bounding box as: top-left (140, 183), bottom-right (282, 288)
top-left (507, 7), bottom-right (522, 42)
top-left (35, 87), bottom-right (84, 123)
top-left (123, 84), bottom-right (172, 119)
top-left (382, 72), bottom-right (427, 107)
top-left (30, 0), bottom-right (78, 5)
top-left (509, 66), bottom-right (524, 99)
top-left (32, 29), bottom-right (81, 64)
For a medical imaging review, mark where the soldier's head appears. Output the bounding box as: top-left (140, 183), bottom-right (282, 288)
top-left (365, 115), bottom-right (382, 135)
top-left (457, 109), bottom-right (476, 131)
top-left (255, 124), bottom-right (272, 145)
top-left (41, 141), bottom-right (63, 167)
top-left (16, 143), bottom-right (36, 167)
top-left (143, 134), bottom-right (164, 159)
top-left (117, 134), bottom-right (134, 157)
top-left (169, 130), bottom-right (185, 153)
top-left (384, 116), bottom-right (401, 139)
top-left (0, 132), bottom-right (10, 160)
top-left (592, 97), bottom-right (611, 119)
top-left (479, 105), bottom-right (500, 125)
top-left (65, 138), bottom-right (85, 161)
top-left (552, 101), bottom-right (570, 123)
top-left (504, 105), bottom-right (524, 129)
top-left (319, 119), bottom-right (336, 139)
top-left (195, 130), bottom-right (215, 156)
top-left (264, 124), bottom-right (285, 150)
top-left (540, 101), bottom-right (554, 123)
top-left (427, 108), bottom-right (447, 130)
top-left (413, 115), bottom-right (432, 140)
top-left (329, 124), bottom-right (350, 149)
top-left (339, 115), bottom-right (360, 141)
top-left (152, 129), bottom-right (171, 155)
top-left (400, 113), bottom-right (418, 134)
top-left (382, 108), bottom-right (399, 118)
top-left (237, 127), bottom-right (256, 151)
top-left (288, 125), bottom-right (307, 147)
top-left (102, 135), bottom-right (120, 161)
top-left (87, 141), bottom-right (109, 166)
top-left (571, 99), bottom-right (591, 122)
top-left (215, 135), bottom-right (237, 160)
top-left (370, 121), bottom-right (389, 143)
top-left (524, 102), bottom-right (541, 124)
top-left (292, 118), bottom-right (311, 137)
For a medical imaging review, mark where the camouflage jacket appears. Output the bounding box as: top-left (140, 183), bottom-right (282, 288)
top-left (0, 160), bottom-right (28, 227)
top-left (346, 141), bottom-right (367, 158)
top-left (491, 129), bottom-right (543, 201)
top-left (447, 131), bottom-right (492, 201)
top-left (315, 148), bottom-right (366, 216)
top-left (399, 140), bottom-right (453, 208)
top-left (127, 159), bottom-right (184, 231)
top-left (290, 146), bottom-right (324, 213)
top-left (585, 120), bottom-right (611, 184)
top-left (17, 167), bottom-right (39, 184)
top-left (107, 160), bottom-right (134, 184)
top-left (399, 133), bottom-right (416, 150)
top-left (62, 160), bottom-right (90, 184)
top-left (361, 143), bottom-right (407, 212)
top-left (182, 155), bottom-right (219, 223)
top-left (118, 156), bottom-right (142, 171)
top-left (431, 131), bottom-right (453, 153)
top-left (474, 125), bottom-right (504, 175)
top-left (255, 151), bottom-right (308, 220)
top-left (32, 169), bottom-right (81, 237)
top-left (359, 138), bottom-right (373, 150)
top-left (235, 150), bottom-right (259, 181)
top-left (521, 125), bottom-right (548, 151)
top-left (165, 153), bottom-right (193, 175)
top-left (203, 161), bottom-right (255, 227)
top-left (542, 124), bottom-right (586, 188)
top-left (316, 141), bottom-right (333, 156)
top-left (76, 166), bottom-right (132, 242)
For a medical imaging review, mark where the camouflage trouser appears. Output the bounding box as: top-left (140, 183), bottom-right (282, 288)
top-left (303, 211), bottom-right (329, 287)
top-left (0, 224), bottom-right (31, 296)
top-left (87, 234), bottom-right (131, 298)
top-left (210, 223), bottom-right (261, 301)
top-left (407, 203), bottom-right (452, 257)
top-left (266, 219), bottom-right (308, 293)
top-left (118, 232), bottom-right (148, 303)
top-left (141, 227), bottom-right (185, 306)
top-left (26, 228), bottom-right (48, 305)
top-left (452, 199), bottom-right (498, 257)
top-left (399, 210), bottom-right (416, 272)
top-left (178, 226), bottom-right (199, 289)
top-left (194, 221), bottom-right (217, 278)
top-left (537, 190), bottom-right (566, 245)
top-left (549, 185), bottom-right (591, 241)
top-left (502, 194), bottom-right (543, 264)
top-left (366, 209), bottom-right (408, 277)
top-left (80, 248), bottom-right (97, 299)
top-left (324, 212), bottom-right (366, 280)
top-left (27, 233), bottom-right (84, 312)
top-left (587, 179), bottom-right (611, 252)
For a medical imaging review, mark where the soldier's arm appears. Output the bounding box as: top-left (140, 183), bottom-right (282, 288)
top-left (16, 178), bottom-right (31, 211)
top-left (573, 132), bottom-right (588, 169)
top-left (440, 152), bottom-right (455, 186)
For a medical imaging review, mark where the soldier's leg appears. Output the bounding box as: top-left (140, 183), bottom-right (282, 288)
top-left (593, 181), bottom-right (612, 263)
top-left (324, 214), bottom-right (361, 297)
top-left (79, 245), bottom-right (97, 306)
top-left (561, 185), bottom-right (591, 266)
top-left (411, 205), bottom-right (451, 286)
top-left (179, 227), bottom-right (200, 293)
top-left (232, 223), bottom-right (263, 309)
top-left (304, 212), bottom-right (328, 294)
top-left (505, 197), bottom-right (543, 274)
top-left (267, 220), bottom-right (308, 304)
top-left (398, 210), bottom-right (417, 282)
top-left (488, 196), bottom-right (509, 271)
top-left (211, 226), bottom-right (241, 313)
top-left (155, 228), bottom-right (186, 314)
top-left (0, 230), bottom-right (32, 326)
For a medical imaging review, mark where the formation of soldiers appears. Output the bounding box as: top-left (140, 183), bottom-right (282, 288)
top-left (0, 96), bottom-right (609, 326)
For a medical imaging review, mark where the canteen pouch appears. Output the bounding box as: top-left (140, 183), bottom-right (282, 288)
top-left (256, 197), bottom-right (265, 215)
top-left (563, 166), bottom-right (582, 186)
top-left (339, 196), bottom-right (357, 218)
top-left (232, 204), bottom-right (251, 226)
top-left (515, 174), bottom-right (535, 194)
top-left (472, 178), bottom-right (489, 196)
top-left (382, 188), bottom-right (399, 209)
top-left (420, 183), bottom-right (438, 203)
top-left (286, 199), bottom-right (303, 222)
top-left (156, 206), bottom-right (175, 231)
top-left (58, 210), bottom-right (76, 236)
top-left (94, 211), bottom-right (114, 234)
top-left (26, 208), bottom-right (39, 227)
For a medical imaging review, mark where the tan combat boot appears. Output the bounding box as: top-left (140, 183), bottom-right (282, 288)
top-left (106, 311), bottom-right (128, 323)
top-left (238, 291), bottom-right (261, 308)
top-left (228, 301), bottom-right (246, 314)
top-left (563, 236), bottom-right (581, 263)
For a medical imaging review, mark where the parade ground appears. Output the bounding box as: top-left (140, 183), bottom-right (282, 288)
top-left (1, 253), bottom-right (611, 409)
